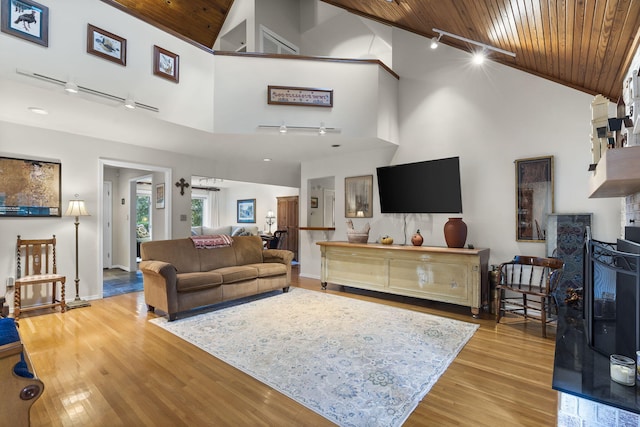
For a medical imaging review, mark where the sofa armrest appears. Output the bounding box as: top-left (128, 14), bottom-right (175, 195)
top-left (139, 261), bottom-right (179, 316)
top-left (140, 260), bottom-right (175, 277)
top-left (263, 249), bottom-right (294, 265)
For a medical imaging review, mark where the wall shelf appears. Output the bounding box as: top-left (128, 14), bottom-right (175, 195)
top-left (588, 146), bottom-right (640, 198)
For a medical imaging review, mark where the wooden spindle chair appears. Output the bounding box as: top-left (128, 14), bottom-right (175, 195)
top-left (14, 235), bottom-right (66, 320)
top-left (495, 255), bottom-right (564, 338)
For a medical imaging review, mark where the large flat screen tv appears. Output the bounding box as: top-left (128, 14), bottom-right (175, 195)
top-left (376, 157), bottom-right (462, 214)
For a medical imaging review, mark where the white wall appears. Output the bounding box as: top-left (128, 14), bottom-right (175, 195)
top-left (298, 29), bottom-right (622, 279)
top-left (0, 0), bottom-right (216, 133)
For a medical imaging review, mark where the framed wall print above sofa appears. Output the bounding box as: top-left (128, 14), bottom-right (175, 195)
top-left (237, 199), bottom-right (256, 223)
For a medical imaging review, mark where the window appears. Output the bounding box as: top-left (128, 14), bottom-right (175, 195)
top-left (191, 198), bottom-right (204, 227)
top-left (136, 194), bottom-right (151, 233)
top-left (260, 26), bottom-right (299, 55)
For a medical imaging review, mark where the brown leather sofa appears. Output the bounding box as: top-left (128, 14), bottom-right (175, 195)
top-left (140, 235), bottom-right (293, 321)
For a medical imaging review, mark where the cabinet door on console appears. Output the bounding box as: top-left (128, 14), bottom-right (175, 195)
top-left (325, 248), bottom-right (387, 290)
top-left (388, 255), bottom-right (470, 303)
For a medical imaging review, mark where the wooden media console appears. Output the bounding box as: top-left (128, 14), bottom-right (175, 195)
top-left (317, 241), bottom-right (490, 317)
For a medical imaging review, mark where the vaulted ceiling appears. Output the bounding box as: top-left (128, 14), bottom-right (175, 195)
top-left (105, 0), bottom-right (640, 102)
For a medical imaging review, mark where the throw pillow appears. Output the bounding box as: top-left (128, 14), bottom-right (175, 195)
top-left (231, 227), bottom-right (245, 236)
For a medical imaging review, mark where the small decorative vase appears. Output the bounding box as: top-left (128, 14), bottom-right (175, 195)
top-left (411, 229), bottom-right (423, 246)
top-left (444, 218), bottom-right (467, 248)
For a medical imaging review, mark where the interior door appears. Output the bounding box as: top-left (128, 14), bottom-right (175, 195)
top-left (277, 196), bottom-right (299, 260)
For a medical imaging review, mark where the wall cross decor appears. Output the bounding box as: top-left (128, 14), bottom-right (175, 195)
top-left (175, 178), bottom-right (190, 195)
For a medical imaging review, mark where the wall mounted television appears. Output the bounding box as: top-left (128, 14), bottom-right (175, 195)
top-left (376, 157), bottom-right (462, 214)
top-left (0, 156), bottom-right (62, 217)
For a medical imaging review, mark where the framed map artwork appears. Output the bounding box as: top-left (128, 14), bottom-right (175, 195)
top-left (0, 156), bottom-right (61, 217)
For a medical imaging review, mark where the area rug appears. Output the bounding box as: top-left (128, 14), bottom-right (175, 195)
top-left (149, 288), bottom-right (478, 427)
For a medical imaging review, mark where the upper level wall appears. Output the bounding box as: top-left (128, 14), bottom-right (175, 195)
top-left (0, 0), bottom-right (215, 133)
top-left (212, 54), bottom-right (398, 142)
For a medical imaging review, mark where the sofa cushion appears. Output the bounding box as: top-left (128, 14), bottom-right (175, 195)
top-left (176, 272), bottom-right (223, 292)
top-left (246, 262), bottom-right (287, 278)
top-left (211, 266), bottom-right (258, 284)
top-left (199, 244), bottom-right (237, 271)
top-left (232, 236), bottom-right (264, 265)
top-left (141, 239), bottom-right (200, 273)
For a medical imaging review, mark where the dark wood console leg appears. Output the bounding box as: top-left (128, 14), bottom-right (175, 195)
top-left (147, 304), bottom-right (155, 312)
top-left (321, 282), bottom-right (327, 290)
top-left (169, 313), bottom-right (177, 321)
top-left (283, 286), bottom-right (290, 293)
top-left (471, 307), bottom-right (480, 319)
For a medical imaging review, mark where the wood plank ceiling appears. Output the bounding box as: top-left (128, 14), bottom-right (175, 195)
top-left (103, 0), bottom-right (640, 102)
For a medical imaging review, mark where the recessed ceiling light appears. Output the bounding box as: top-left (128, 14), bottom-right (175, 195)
top-left (28, 107), bottom-right (48, 115)
top-left (263, 158), bottom-right (272, 162)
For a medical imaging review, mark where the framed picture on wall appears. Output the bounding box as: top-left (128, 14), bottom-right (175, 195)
top-left (310, 197), bottom-right (318, 208)
top-left (345, 175), bottom-right (373, 218)
top-left (155, 183), bottom-right (165, 209)
top-left (153, 45), bottom-right (179, 83)
top-left (515, 156), bottom-right (554, 242)
top-left (237, 199), bottom-right (256, 223)
top-left (0, 156), bottom-right (61, 217)
top-left (0, 0), bottom-right (49, 47)
top-left (87, 24), bottom-right (127, 66)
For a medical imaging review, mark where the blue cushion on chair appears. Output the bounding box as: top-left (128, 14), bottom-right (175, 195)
top-left (0, 318), bottom-right (19, 346)
top-left (0, 318), bottom-right (34, 378)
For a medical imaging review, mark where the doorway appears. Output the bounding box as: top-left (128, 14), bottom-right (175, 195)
top-left (98, 159), bottom-right (172, 297)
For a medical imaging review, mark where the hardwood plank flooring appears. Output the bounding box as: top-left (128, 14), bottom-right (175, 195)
top-left (18, 268), bottom-right (557, 426)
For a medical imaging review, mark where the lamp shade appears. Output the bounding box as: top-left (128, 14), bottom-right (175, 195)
top-left (266, 210), bottom-right (275, 218)
top-left (65, 200), bottom-right (90, 216)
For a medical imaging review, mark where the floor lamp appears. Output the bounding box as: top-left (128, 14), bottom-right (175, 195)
top-left (65, 196), bottom-right (91, 309)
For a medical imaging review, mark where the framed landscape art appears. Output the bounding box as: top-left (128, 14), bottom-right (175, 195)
top-left (237, 199), bottom-right (256, 223)
top-left (0, 0), bottom-right (49, 47)
top-left (87, 24), bottom-right (126, 66)
top-left (515, 156), bottom-right (554, 242)
top-left (0, 156), bottom-right (61, 217)
top-left (153, 45), bottom-right (179, 83)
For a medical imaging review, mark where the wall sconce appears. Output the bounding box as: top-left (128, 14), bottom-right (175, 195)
top-left (265, 210), bottom-right (276, 235)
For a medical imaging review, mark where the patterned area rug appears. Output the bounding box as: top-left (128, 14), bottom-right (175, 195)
top-left (150, 288), bottom-right (478, 427)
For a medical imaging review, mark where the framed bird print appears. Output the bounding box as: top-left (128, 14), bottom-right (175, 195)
top-left (153, 45), bottom-right (179, 83)
top-left (86, 24), bottom-right (126, 66)
top-left (1, 0), bottom-right (49, 47)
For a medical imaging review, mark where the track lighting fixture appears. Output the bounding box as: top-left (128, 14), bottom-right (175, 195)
top-left (15, 69), bottom-right (159, 112)
top-left (64, 81), bottom-right (79, 93)
top-left (430, 34), bottom-right (442, 50)
top-left (259, 123), bottom-right (341, 134)
top-left (431, 28), bottom-right (516, 60)
top-left (124, 96), bottom-right (136, 109)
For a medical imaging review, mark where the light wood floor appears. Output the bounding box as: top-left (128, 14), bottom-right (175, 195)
top-left (18, 268), bottom-right (557, 426)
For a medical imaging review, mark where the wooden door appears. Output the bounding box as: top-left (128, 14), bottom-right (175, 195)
top-left (277, 196), bottom-right (299, 260)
